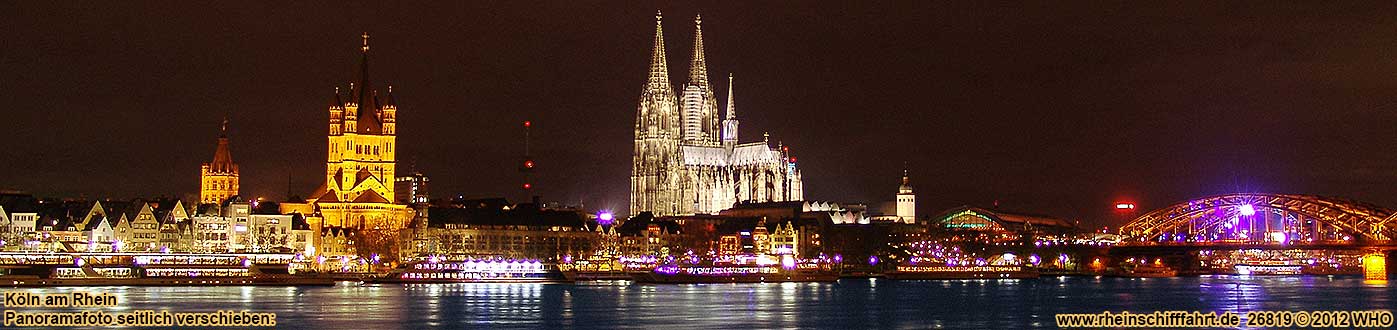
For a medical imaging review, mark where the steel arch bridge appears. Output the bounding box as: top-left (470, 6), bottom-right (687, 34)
top-left (1119, 193), bottom-right (1397, 244)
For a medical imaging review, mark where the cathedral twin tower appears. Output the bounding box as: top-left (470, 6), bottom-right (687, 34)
top-left (631, 12), bottom-right (804, 217)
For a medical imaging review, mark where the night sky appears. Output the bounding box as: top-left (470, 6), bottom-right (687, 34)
top-left (4, 2), bottom-right (1397, 228)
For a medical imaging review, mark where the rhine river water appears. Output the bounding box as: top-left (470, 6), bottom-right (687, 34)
top-left (11, 276), bottom-right (1393, 329)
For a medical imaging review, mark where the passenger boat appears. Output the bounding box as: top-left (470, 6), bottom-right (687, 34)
top-left (1234, 261), bottom-right (1303, 275)
top-left (367, 258), bottom-right (570, 284)
top-left (630, 264), bottom-right (839, 283)
top-left (884, 265), bottom-right (1039, 280)
top-left (630, 255), bottom-right (841, 284)
top-left (0, 254), bottom-right (335, 287)
top-left (558, 256), bottom-right (652, 281)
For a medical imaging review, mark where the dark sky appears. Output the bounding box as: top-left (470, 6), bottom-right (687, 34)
top-left (4, 2), bottom-right (1397, 228)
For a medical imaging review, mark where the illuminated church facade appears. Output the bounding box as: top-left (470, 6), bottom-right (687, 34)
top-left (287, 33), bottom-right (411, 231)
top-left (631, 13), bottom-right (804, 217)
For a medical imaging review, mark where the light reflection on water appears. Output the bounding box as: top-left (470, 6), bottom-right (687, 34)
top-left (6, 276), bottom-right (1392, 329)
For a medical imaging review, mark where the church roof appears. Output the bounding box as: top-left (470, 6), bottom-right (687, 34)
top-left (730, 143), bottom-right (783, 166)
top-left (205, 118), bottom-right (237, 173)
top-left (316, 190), bottom-right (340, 203)
top-left (351, 190), bottom-right (390, 204)
top-left (681, 145), bottom-right (729, 166)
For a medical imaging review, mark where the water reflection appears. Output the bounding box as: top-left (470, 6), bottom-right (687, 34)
top-left (18, 276), bottom-right (1390, 329)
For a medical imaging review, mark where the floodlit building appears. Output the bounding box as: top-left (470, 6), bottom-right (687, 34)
top-left (400, 203), bottom-right (598, 261)
top-left (200, 119), bottom-right (240, 204)
top-left (932, 206), bottom-right (1077, 242)
top-left (630, 13), bottom-right (804, 217)
top-left (394, 171), bottom-right (430, 204)
top-left (282, 33), bottom-right (412, 232)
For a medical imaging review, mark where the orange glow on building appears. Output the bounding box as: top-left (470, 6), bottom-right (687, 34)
top-left (1362, 253), bottom-right (1387, 281)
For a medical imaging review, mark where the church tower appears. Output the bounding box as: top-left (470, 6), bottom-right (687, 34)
top-left (631, 12), bottom-right (684, 216)
top-left (680, 14), bottom-right (721, 147)
top-left (896, 167), bottom-right (915, 224)
top-left (200, 118), bottom-right (239, 204)
top-left (313, 33), bottom-right (407, 230)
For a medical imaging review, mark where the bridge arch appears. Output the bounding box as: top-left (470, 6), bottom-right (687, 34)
top-left (1119, 193), bottom-right (1396, 243)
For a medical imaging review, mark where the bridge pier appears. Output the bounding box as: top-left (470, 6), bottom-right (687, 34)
top-left (1365, 251), bottom-right (1392, 281)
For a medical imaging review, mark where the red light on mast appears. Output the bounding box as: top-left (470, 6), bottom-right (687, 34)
top-left (524, 160), bottom-right (535, 169)
top-left (523, 183), bottom-right (532, 190)
top-left (523, 121), bottom-right (531, 128)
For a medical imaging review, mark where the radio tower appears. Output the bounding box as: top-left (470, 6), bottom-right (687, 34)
top-left (520, 120), bottom-right (536, 205)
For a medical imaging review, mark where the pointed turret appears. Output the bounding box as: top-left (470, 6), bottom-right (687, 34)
top-left (383, 84), bottom-right (397, 135)
top-left (722, 73), bottom-right (739, 148)
top-left (210, 118), bottom-right (235, 173)
top-left (328, 86), bottom-right (344, 136)
top-left (899, 167), bottom-right (912, 194)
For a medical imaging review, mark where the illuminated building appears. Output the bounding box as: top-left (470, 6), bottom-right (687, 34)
top-left (401, 203), bottom-right (597, 260)
top-left (896, 168), bottom-right (915, 224)
top-left (199, 119), bottom-right (239, 205)
top-left (1362, 253), bottom-right (1387, 280)
top-left (124, 203), bottom-right (161, 251)
top-left (318, 227), bottom-right (356, 257)
top-left (155, 200), bottom-right (192, 252)
top-left (278, 33), bottom-right (411, 247)
top-left (771, 221), bottom-right (798, 255)
top-left (81, 216), bottom-right (115, 251)
top-left (394, 171), bottom-right (430, 204)
top-left (867, 169), bottom-right (917, 223)
top-left (630, 12), bottom-right (804, 217)
top-left (934, 206), bottom-right (1075, 242)
top-left (751, 218), bottom-right (770, 255)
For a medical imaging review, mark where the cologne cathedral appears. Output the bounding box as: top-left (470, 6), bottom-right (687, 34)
top-left (631, 12), bottom-right (804, 217)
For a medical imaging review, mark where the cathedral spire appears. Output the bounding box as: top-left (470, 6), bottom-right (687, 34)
top-left (688, 14), bottom-right (709, 88)
top-left (724, 73), bottom-right (735, 120)
top-left (721, 73), bottom-right (739, 147)
top-left (647, 11), bottom-right (671, 88)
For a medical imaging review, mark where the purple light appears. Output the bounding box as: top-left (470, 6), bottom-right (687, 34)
top-left (1238, 204), bottom-right (1256, 216)
top-left (868, 256), bottom-right (879, 266)
top-left (598, 211), bottom-right (615, 225)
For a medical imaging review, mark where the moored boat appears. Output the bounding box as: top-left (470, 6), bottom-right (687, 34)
top-left (0, 259), bottom-right (335, 287)
top-left (630, 265), bottom-right (839, 283)
top-left (1234, 261), bottom-right (1303, 275)
top-left (884, 265), bottom-right (1039, 280)
top-left (366, 258), bottom-right (570, 284)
